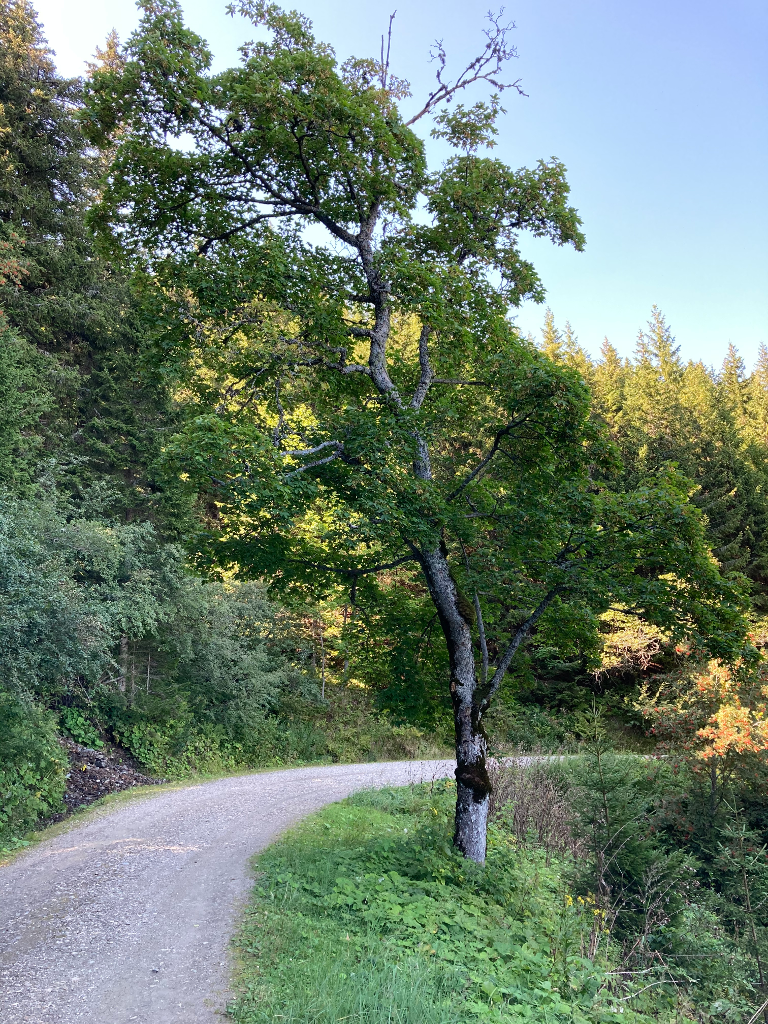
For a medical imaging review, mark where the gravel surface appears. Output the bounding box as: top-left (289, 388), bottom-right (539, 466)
top-left (0, 760), bottom-right (454, 1024)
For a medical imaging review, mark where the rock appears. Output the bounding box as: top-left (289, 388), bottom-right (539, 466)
top-left (58, 738), bottom-right (161, 813)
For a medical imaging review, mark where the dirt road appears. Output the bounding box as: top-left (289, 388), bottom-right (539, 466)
top-left (0, 760), bottom-right (454, 1024)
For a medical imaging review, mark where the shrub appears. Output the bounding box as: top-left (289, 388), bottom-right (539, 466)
top-left (59, 706), bottom-right (104, 748)
top-left (488, 758), bottom-right (579, 864)
top-left (0, 690), bottom-right (66, 849)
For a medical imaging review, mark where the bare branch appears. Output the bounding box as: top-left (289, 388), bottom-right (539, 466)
top-left (379, 11), bottom-right (397, 91)
top-left (281, 440), bottom-right (342, 458)
top-left (284, 452), bottom-right (342, 478)
top-left (405, 10), bottom-right (526, 127)
top-left (335, 363), bottom-right (372, 375)
top-left (345, 324), bottom-right (374, 339)
top-left (272, 379), bottom-right (285, 447)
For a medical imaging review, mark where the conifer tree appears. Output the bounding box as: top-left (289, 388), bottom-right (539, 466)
top-left (593, 312), bottom-right (768, 611)
top-left (746, 344), bottom-right (768, 445)
top-left (561, 320), bottom-right (592, 377)
top-left (539, 308), bottom-right (564, 362)
top-left (591, 339), bottom-right (626, 424)
top-left (641, 306), bottom-right (683, 382)
top-left (0, 0), bottom-right (90, 351)
top-left (721, 343), bottom-right (748, 428)
top-left (0, 2), bottom-right (188, 529)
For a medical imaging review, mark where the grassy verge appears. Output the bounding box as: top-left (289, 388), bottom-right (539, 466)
top-left (228, 782), bottom-right (660, 1024)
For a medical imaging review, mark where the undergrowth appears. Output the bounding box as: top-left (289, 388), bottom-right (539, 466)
top-left (228, 782), bottom-right (664, 1023)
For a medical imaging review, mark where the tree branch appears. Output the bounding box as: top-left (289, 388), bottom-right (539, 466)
top-left (474, 591), bottom-right (489, 686)
top-left (197, 212), bottom-right (286, 254)
top-left (447, 411), bottom-right (535, 501)
top-left (284, 452), bottom-right (342, 478)
top-left (299, 553), bottom-right (418, 578)
top-left (281, 440), bottom-right (344, 478)
top-left (410, 324), bottom-right (433, 410)
top-left (344, 324), bottom-right (374, 339)
top-left (405, 11), bottom-right (526, 127)
top-left (478, 585), bottom-right (560, 714)
top-left (379, 11), bottom-right (396, 91)
top-left (197, 112), bottom-right (361, 249)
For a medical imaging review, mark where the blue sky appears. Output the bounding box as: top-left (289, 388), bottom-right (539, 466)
top-left (34, 0), bottom-right (767, 369)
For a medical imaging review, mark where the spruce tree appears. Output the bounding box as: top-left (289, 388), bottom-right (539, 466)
top-left (539, 308), bottom-right (564, 362)
top-left (721, 343), bottom-right (748, 428)
top-left (594, 312), bottom-right (768, 611)
top-left (591, 339), bottom-right (626, 424)
top-left (747, 344), bottom-right (768, 445)
top-left (0, 0), bottom-right (89, 352)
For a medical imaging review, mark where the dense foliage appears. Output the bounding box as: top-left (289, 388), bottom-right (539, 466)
top-left (231, 777), bottom-right (768, 1022)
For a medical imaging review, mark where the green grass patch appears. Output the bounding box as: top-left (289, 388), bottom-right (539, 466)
top-left (229, 782), bottom-right (661, 1023)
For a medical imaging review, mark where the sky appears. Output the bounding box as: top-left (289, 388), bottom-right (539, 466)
top-left (33, 0), bottom-right (768, 369)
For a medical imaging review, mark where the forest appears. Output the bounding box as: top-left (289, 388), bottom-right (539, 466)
top-left (2, 0), bottom-right (768, 1017)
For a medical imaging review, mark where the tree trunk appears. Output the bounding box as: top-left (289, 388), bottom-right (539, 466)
top-left (118, 635), bottom-right (128, 693)
top-left (452, 679), bottom-right (490, 863)
top-left (420, 545), bottom-right (490, 863)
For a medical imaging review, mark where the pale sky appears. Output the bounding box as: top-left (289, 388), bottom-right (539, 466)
top-left (34, 0), bottom-right (768, 369)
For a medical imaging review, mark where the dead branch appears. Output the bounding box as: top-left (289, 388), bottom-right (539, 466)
top-left (405, 10), bottom-right (526, 127)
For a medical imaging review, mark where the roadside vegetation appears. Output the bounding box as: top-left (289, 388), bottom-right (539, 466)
top-left (231, 742), bottom-right (768, 1023)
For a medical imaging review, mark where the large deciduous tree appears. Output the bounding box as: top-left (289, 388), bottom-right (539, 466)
top-left (84, 0), bottom-right (748, 861)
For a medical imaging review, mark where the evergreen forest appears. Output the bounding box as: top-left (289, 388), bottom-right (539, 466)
top-left (3, 0), bottom-right (768, 1016)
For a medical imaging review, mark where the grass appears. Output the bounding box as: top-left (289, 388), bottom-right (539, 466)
top-left (228, 781), bottom-right (661, 1024)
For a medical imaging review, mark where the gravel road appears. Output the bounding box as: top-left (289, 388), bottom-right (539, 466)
top-left (0, 759), bottom-right (454, 1024)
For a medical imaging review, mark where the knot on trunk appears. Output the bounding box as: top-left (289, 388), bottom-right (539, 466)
top-left (455, 762), bottom-right (491, 801)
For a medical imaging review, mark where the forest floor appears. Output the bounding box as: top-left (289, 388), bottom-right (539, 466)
top-left (0, 759), bottom-right (453, 1024)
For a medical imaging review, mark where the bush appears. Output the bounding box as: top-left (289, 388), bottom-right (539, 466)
top-left (59, 706), bottom-right (104, 748)
top-left (489, 733), bottom-right (764, 1017)
top-left (0, 691), bottom-right (66, 849)
top-left (488, 759), bottom-right (579, 864)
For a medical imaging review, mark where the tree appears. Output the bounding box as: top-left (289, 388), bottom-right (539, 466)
top-left (747, 345), bottom-right (768, 445)
top-left (0, 0), bottom-right (89, 351)
top-left (721, 343), bottom-right (748, 428)
top-left (593, 316), bottom-right (768, 610)
top-left (0, 0), bottom-right (193, 529)
top-left (85, 0), bottom-right (749, 862)
top-left (539, 308), bottom-right (563, 361)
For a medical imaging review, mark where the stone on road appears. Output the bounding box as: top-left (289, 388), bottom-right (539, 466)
top-left (0, 760), bottom-right (454, 1024)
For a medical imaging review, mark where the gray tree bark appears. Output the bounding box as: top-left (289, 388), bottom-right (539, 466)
top-left (420, 546), bottom-right (490, 862)
top-left (357, 214), bottom-right (493, 863)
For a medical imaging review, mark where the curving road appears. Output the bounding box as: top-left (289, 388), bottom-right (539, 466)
top-left (0, 760), bottom-right (454, 1024)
